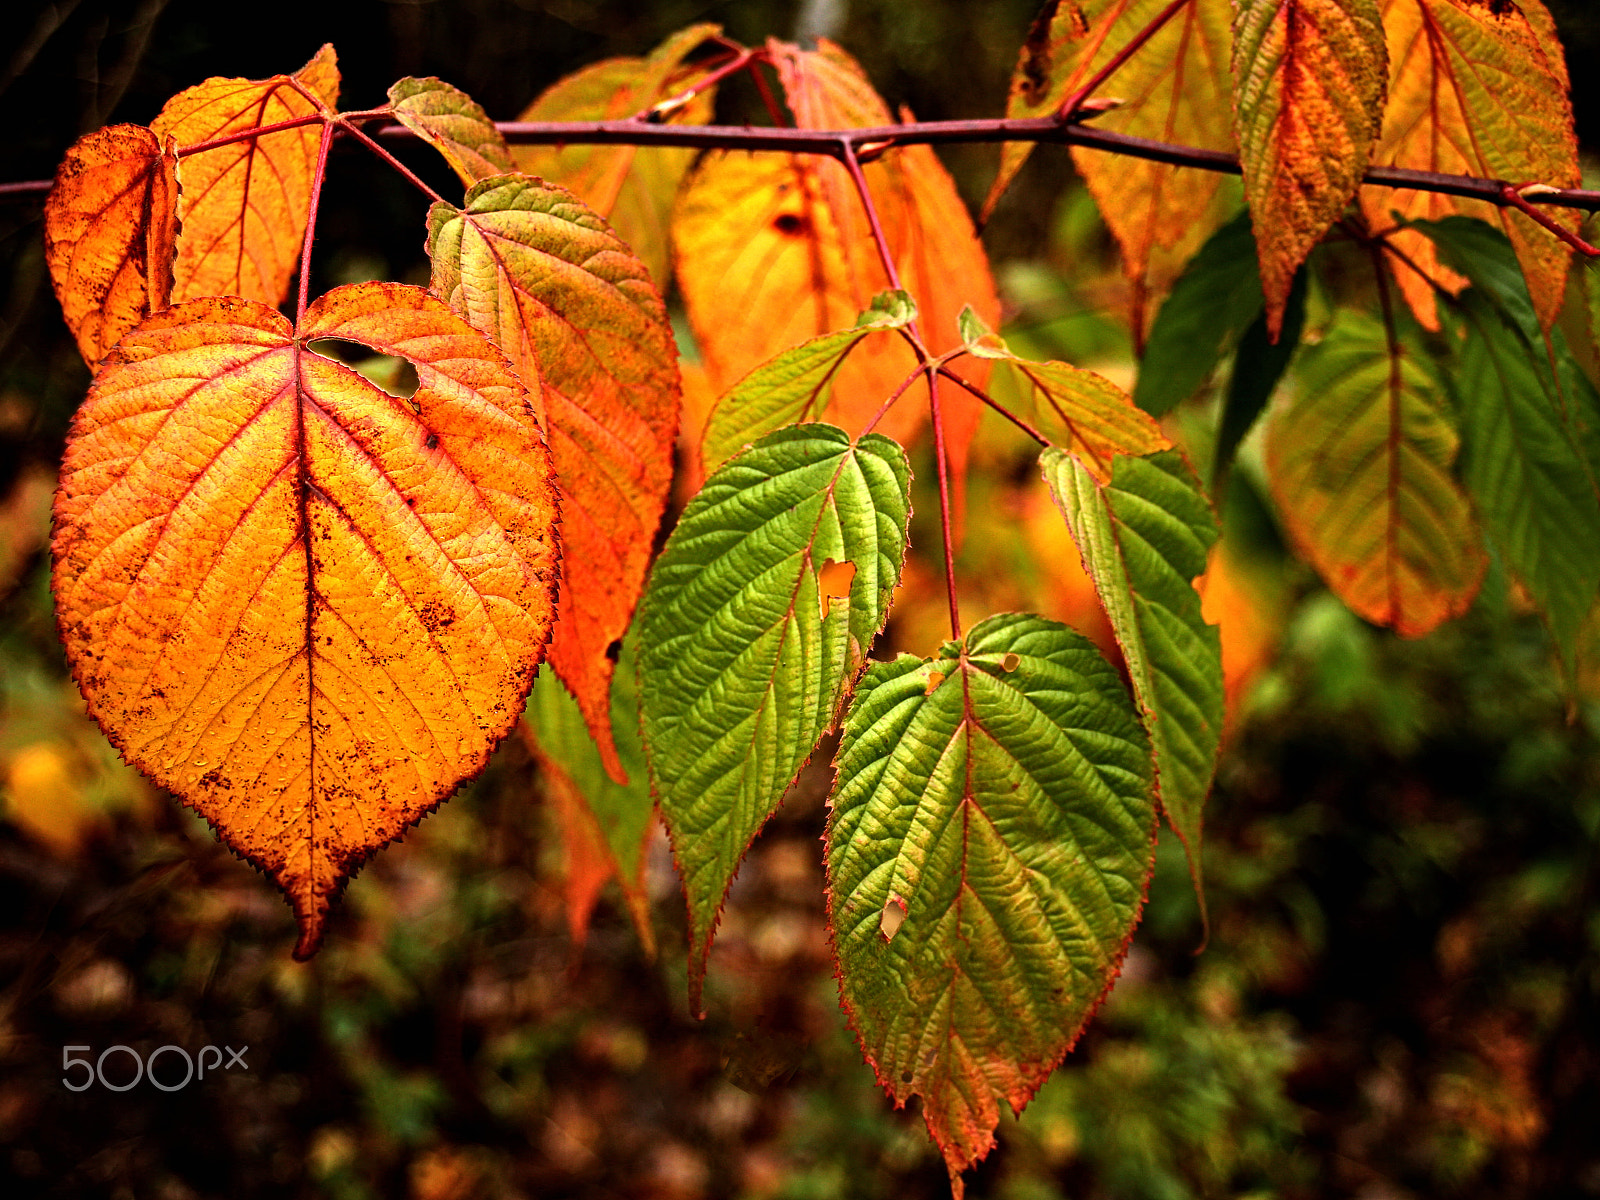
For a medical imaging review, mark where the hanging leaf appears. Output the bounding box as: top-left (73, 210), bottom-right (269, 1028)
top-left (45, 124), bottom-right (179, 366)
top-left (523, 632), bottom-right (656, 954)
top-left (51, 282), bottom-right (560, 957)
top-left (150, 44), bottom-right (339, 307)
top-left (428, 174), bottom-right (680, 783)
top-left (700, 290), bottom-right (917, 474)
top-left (513, 23), bottom-right (722, 288)
top-left (672, 39), bottom-right (998, 500)
top-left (1231, 0), bottom-right (1387, 336)
top-left (638, 425), bottom-right (911, 1012)
top-left (988, 0), bottom-right (1235, 333)
top-left (827, 612), bottom-right (1156, 1195)
top-left (1361, 0), bottom-right (1579, 332)
top-left (1215, 268), bottom-right (1308, 486)
top-left (389, 77), bottom-right (514, 186)
top-left (1268, 310), bottom-right (1485, 636)
top-left (1041, 449), bottom-right (1222, 914)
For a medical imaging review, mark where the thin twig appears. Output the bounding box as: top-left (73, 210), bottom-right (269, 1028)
top-left (926, 366), bottom-right (963, 641)
top-left (339, 118), bottom-right (449, 206)
top-left (1500, 183), bottom-right (1600, 256)
top-left (936, 363), bottom-right (1049, 447)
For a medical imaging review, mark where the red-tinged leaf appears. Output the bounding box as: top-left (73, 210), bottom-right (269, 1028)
top-left (673, 40), bottom-right (999, 509)
top-left (1361, 0), bottom-right (1579, 331)
top-left (513, 23), bottom-right (722, 289)
top-left (389, 77), bottom-right (513, 186)
top-left (827, 613), bottom-right (1156, 1193)
top-left (987, 0), bottom-right (1235, 334)
top-left (45, 124), bottom-right (179, 366)
top-left (1232, 0), bottom-right (1388, 337)
top-left (52, 282), bottom-right (560, 957)
top-left (150, 44), bottom-right (339, 307)
top-left (1268, 310), bottom-right (1486, 634)
top-left (428, 175), bottom-right (680, 783)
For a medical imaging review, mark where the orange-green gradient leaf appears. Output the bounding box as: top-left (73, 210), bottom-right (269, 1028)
top-left (513, 23), bottom-right (721, 287)
top-left (1231, 0), bottom-right (1387, 337)
top-left (150, 44), bottom-right (339, 307)
top-left (672, 39), bottom-right (999, 493)
top-left (389, 77), bottom-right (514, 187)
top-left (51, 282), bottom-right (559, 958)
top-left (428, 175), bottom-right (680, 783)
top-left (1268, 309), bottom-right (1485, 634)
top-left (45, 124), bottom-right (179, 367)
top-left (827, 613), bottom-right (1156, 1194)
top-left (1361, 0), bottom-right (1578, 331)
top-left (989, 0), bottom-right (1235, 333)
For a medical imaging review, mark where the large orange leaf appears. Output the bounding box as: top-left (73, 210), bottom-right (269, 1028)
top-left (1361, 0), bottom-right (1578, 331)
top-left (512, 23), bottom-right (721, 288)
top-left (151, 45), bottom-right (339, 307)
top-left (45, 124), bottom-right (179, 366)
top-left (672, 40), bottom-right (998, 502)
top-left (428, 175), bottom-right (680, 782)
top-left (988, 0), bottom-right (1235, 335)
top-left (1231, 0), bottom-right (1388, 336)
top-left (52, 282), bottom-right (559, 957)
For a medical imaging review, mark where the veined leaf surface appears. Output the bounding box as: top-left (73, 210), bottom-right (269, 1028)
top-left (827, 612), bottom-right (1155, 1194)
top-left (1041, 449), bottom-right (1221, 911)
top-left (428, 174), bottom-right (680, 782)
top-left (639, 425), bottom-right (911, 1011)
top-left (1268, 310), bottom-right (1484, 635)
top-left (672, 40), bottom-right (998, 491)
top-left (1231, 0), bottom-right (1387, 336)
top-left (989, 0), bottom-right (1235, 332)
top-left (389, 77), bottom-right (513, 186)
top-left (513, 23), bottom-right (721, 287)
top-left (700, 291), bottom-right (917, 473)
top-left (52, 282), bottom-right (560, 957)
top-left (151, 44), bottom-right (339, 307)
top-left (523, 633), bottom-right (655, 953)
top-left (1361, 0), bottom-right (1578, 331)
top-left (45, 124), bottom-right (179, 366)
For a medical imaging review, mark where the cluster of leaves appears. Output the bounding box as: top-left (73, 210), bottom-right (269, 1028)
top-left (31, 0), bottom-right (1599, 1190)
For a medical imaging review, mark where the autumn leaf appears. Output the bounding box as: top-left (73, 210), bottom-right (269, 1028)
top-left (1042, 448), bottom-right (1222, 917)
top-left (52, 282), bottom-right (560, 957)
top-left (1268, 309), bottom-right (1485, 635)
top-left (389, 77), bottom-right (514, 186)
top-left (639, 425), bottom-right (910, 1013)
top-left (523, 632), bottom-right (656, 955)
top-left (1361, 0), bottom-right (1579, 331)
top-left (45, 124), bottom-right (178, 366)
top-left (514, 23), bottom-right (721, 288)
top-left (1231, 0), bottom-right (1387, 337)
top-left (827, 612), bottom-right (1155, 1194)
top-left (150, 44), bottom-right (339, 307)
top-left (428, 174), bottom-right (680, 784)
top-left (989, 0), bottom-right (1236, 334)
top-left (672, 39), bottom-right (998, 507)
top-left (700, 290), bottom-right (917, 474)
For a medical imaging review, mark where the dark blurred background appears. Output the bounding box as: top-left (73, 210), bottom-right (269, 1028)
top-left (2, 2), bottom-right (1600, 1197)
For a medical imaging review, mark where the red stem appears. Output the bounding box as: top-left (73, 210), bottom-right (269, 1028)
top-left (642, 48), bottom-right (754, 120)
top-left (750, 56), bottom-right (790, 128)
top-left (1057, 0), bottom-right (1193, 121)
top-left (1499, 183), bottom-right (1600, 257)
top-left (937, 363), bottom-right (1049, 447)
top-left (860, 364), bottom-right (929, 436)
top-left (926, 367), bottom-right (962, 640)
top-left (339, 118), bottom-right (449, 206)
top-left (295, 117), bottom-right (336, 325)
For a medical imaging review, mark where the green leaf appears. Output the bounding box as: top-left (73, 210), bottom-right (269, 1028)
top-left (524, 633), bottom-right (655, 952)
top-left (1450, 290), bottom-right (1600, 673)
top-left (1266, 310), bottom-right (1485, 637)
top-left (1041, 449), bottom-right (1221, 915)
top-left (1214, 266), bottom-right (1307, 488)
top-left (640, 424), bottom-right (911, 1011)
top-left (700, 292), bottom-right (916, 473)
top-left (1134, 211), bottom-right (1266, 417)
top-left (388, 77), bottom-right (513, 186)
top-left (827, 612), bottom-right (1155, 1191)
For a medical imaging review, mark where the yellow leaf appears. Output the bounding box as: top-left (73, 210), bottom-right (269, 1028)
top-left (1361, 0), bottom-right (1579, 331)
top-left (52, 282), bottom-right (560, 957)
top-left (45, 124), bottom-right (179, 366)
top-left (389, 76), bottom-right (514, 187)
top-left (151, 44), bottom-right (340, 307)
